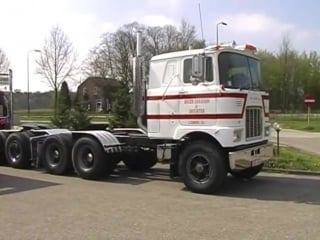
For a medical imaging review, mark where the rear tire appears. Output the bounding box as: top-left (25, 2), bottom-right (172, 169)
top-left (0, 132), bottom-right (8, 165)
top-left (178, 141), bottom-right (227, 194)
top-left (123, 150), bottom-right (157, 171)
top-left (230, 164), bottom-right (264, 179)
top-left (40, 134), bottom-right (72, 175)
top-left (72, 137), bottom-right (114, 180)
top-left (5, 132), bottom-right (31, 169)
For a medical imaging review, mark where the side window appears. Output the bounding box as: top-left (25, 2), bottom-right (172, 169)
top-left (163, 61), bottom-right (177, 84)
top-left (205, 57), bottom-right (213, 82)
top-left (183, 58), bottom-right (192, 83)
top-left (184, 57), bottom-right (213, 83)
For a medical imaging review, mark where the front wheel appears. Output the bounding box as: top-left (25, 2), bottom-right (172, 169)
top-left (230, 164), bottom-right (264, 179)
top-left (178, 141), bottom-right (227, 194)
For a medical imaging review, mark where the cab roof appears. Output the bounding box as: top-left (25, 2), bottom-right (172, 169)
top-left (150, 43), bottom-right (258, 62)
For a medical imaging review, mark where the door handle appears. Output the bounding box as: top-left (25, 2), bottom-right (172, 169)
top-left (179, 90), bottom-right (187, 94)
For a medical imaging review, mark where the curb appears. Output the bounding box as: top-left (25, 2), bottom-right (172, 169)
top-left (263, 167), bottom-right (320, 176)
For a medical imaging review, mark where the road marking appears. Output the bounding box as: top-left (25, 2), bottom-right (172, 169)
top-left (0, 187), bottom-right (14, 192)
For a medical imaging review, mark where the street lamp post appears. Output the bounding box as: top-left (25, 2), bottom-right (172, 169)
top-left (216, 21), bottom-right (227, 46)
top-left (27, 49), bottom-right (41, 116)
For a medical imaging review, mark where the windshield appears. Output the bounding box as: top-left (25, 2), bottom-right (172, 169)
top-left (218, 52), bottom-right (264, 90)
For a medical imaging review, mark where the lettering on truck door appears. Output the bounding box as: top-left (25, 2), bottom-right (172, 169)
top-left (179, 57), bottom-right (216, 126)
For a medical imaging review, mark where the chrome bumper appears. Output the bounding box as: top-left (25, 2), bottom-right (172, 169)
top-left (229, 142), bottom-right (273, 170)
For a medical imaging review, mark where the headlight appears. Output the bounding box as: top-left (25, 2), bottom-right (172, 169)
top-left (233, 129), bottom-right (242, 142)
top-left (264, 126), bottom-right (270, 136)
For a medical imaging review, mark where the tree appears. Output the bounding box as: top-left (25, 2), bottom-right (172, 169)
top-left (278, 34), bottom-right (300, 111)
top-left (177, 19), bottom-right (196, 50)
top-left (36, 25), bottom-right (77, 117)
top-left (191, 39), bottom-right (206, 49)
top-left (109, 81), bottom-right (136, 127)
top-left (258, 50), bottom-right (282, 110)
top-left (83, 20), bottom-right (204, 127)
top-left (82, 33), bottom-right (115, 78)
top-left (0, 49), bottom-right (10, 72)
top-left (51, 81), bottom-right (72, 128)
top-left (70, 90), bottom-right (91, 130)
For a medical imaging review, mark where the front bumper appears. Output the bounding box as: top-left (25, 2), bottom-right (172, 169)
top-left (229, 142), bottom-right (273, 170)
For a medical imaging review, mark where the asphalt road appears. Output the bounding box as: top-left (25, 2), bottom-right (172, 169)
top-left (1, 165), bottom-right (320, 240)
top-left (271, 129), bottom-right (320, 155)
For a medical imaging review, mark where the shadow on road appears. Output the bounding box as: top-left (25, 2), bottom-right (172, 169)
top-left (107, 167), bottom-right (320, 205)
top-left (0, 174), bottom-right (60, 196)
top-left (218, 174), bottom-right (320, 205)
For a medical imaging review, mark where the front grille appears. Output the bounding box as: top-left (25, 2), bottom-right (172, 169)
top-left (246, 107), bottom-right (262, 139)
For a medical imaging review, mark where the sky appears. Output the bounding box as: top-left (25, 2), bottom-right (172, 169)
top-left (0, 0), bottom-right (319, 92)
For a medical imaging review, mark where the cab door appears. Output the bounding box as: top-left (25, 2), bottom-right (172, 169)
top-left (178, 57), bottom-right (216, 126)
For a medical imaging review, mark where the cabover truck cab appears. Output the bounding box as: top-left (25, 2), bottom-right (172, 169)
top-left (1, 34), bottom-right (273, 194)
top-left (131, 34), bottom-right (273, 193)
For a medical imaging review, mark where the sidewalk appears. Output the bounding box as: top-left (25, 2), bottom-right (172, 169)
top-left (271, 128), bottom-right (320, 156)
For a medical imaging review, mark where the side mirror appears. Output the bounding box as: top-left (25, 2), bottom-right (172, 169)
top-left (191, 55), bottom-right (204, 79)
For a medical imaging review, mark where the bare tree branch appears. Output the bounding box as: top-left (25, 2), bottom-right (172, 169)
top-left (36, 25), bottom-right (77, 115)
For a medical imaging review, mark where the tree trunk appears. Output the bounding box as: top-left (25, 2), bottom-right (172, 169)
top-left (54, 88), bottom-right (58, 118)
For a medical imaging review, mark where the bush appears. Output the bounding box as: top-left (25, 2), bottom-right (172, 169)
top-left (70, 90), bottom-right (91, 130)
top-left (108, 82), bottom-right (136, 128)
top-left (51, 81), bottom-right (72, 128)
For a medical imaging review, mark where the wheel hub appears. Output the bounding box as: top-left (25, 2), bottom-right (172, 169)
top-left (87, 153), bottom-right (93, 163)
top-left (195, 163), bottom-right (205, 173)
top-left (10, 142), bottom-right (21, 162)
top-left (53, 149), bottom-right (60, 159)
top-left (188, 155), bottom-right (211, 183)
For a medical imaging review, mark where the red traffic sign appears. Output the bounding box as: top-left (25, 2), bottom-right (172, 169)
top-left (304, 95), bottom-right (316, 108)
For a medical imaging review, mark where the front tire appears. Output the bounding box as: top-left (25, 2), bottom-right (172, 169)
top-left (178, 141), bottom-right (227, 194)
top-left (230, 164), bottom-right (264, 179)
top-left (72, 137), bottom-right (114, 180)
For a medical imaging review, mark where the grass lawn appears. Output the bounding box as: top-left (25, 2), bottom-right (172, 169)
top-left (271, 115), bottom-right (320, 132)
top-left (15, 109), bottom-right (109, 123)
top-left (266, 146), bottom-right (320, 171)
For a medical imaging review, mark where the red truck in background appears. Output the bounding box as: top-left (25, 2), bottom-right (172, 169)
top-left (0, 91), bottom-right (10, 129)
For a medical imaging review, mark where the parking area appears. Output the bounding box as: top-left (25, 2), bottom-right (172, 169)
top-left (1, 165), bottom-right (320, 240)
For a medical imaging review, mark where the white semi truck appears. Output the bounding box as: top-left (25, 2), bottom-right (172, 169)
top-left (0, 33), bottom-right (273, 194)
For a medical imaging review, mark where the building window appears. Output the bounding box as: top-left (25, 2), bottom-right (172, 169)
top-left (96, 100), bottom-right (103, 112)
top-left (83, 87), bottom-right (87, 96)
top-left (87, 103), bottom-right (91, 111)
top-left (93, 87), bottom-right (98, 96)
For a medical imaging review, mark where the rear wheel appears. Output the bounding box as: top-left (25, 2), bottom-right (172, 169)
top-left (123, 150), bottom-right (157, 171)
top-left (72, 137), bottom-right (114, 180)
top-left (178, 141), bottom-right (227, 194)
top-left (0, 132), bottom-right (8, 165)
top-left (5, 132), bottom-right (31, 168)
top-left (40, 134), bottom-right (72, 175)
top-left (230, 164), bottom-right (264, 179)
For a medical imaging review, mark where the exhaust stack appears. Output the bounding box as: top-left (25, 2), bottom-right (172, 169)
top-left (132, 31), bottom-right (147, 132)
top-left (137, 31), bottom-right (142, 57)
